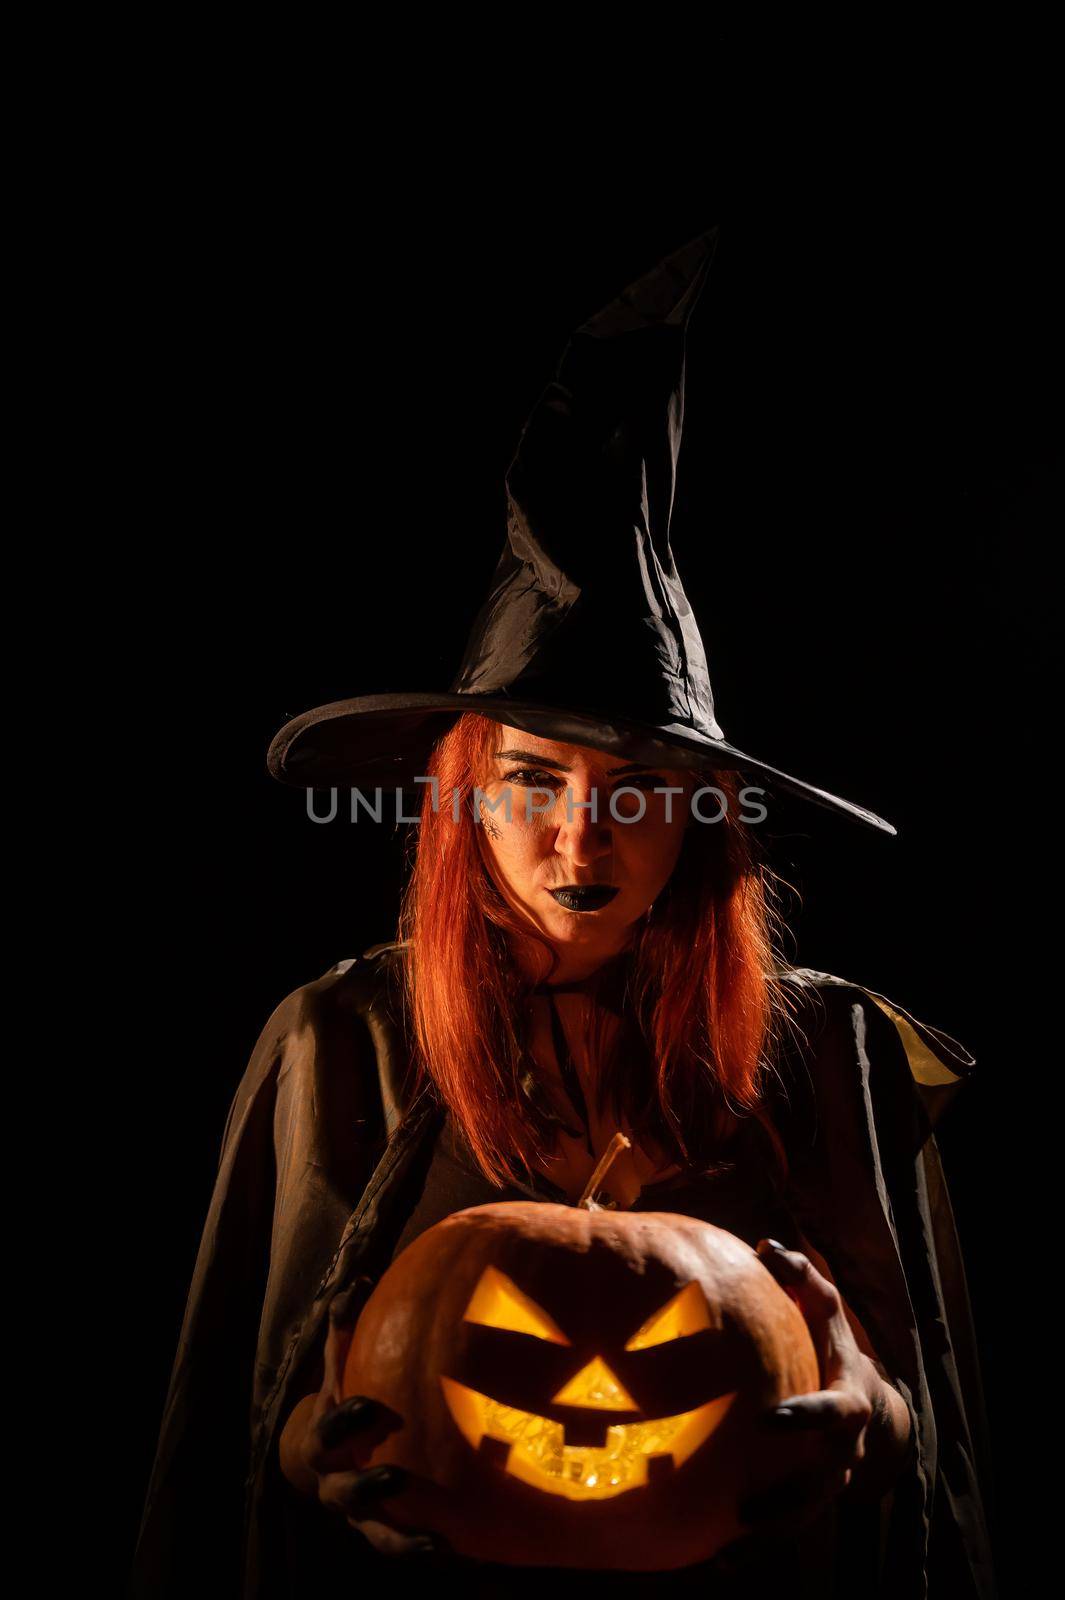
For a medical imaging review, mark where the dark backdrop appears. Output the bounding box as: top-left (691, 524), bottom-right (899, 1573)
top-left (121, 183), bottom-right (1058, 1592)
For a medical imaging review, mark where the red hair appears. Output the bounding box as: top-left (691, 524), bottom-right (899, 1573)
top-left (396, 713), bottom-right (795, 1186)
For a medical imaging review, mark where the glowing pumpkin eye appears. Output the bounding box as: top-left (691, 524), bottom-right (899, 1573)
top-left (463, 1266), bottom-right (572, 1345)
top-left (623, 1282), bottom-right (712, 1350)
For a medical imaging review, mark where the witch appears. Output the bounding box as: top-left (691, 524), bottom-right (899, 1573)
top-left (132, 229), bottom-right (996, 1598)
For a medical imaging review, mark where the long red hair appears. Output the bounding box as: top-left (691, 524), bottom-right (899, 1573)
top-left (396, 713), bottom-right (796, 1186)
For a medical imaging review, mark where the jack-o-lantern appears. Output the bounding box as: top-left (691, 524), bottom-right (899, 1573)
top-left (340, 1197), bottom-right (820, 1570)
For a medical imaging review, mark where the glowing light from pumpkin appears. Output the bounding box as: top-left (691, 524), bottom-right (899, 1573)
top-left (462, 1266), bottom-right (571, 1345)
top-left (623, 1282), bottom-right (714, 1349)
top-left (445, 1272), bottom-right (734, 1501)
top-left (441, 1377), bottom-right (736, 1500)
top-left (551, 1357), bottom-right (638, 1411)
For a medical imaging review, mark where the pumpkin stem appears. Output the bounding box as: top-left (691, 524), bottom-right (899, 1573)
top-left (578, 1132), bottom-right (632, 1210)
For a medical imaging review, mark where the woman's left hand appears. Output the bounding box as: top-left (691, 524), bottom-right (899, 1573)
top-left (280, 1277), bottom-right (456, 1562)
top-left (737, 1238), bottom-right (909, 1537)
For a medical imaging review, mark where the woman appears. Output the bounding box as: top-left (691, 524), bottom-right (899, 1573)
top-left (279, 716), bottom-right (920, 1581)
top-left (133, 229), bottom-right (995, 1596)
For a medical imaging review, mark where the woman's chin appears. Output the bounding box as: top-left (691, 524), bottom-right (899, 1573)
top-left (536, 904), bottom-right (630, 945)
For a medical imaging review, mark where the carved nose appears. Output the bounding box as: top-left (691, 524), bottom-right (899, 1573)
top-left (551, 1356), bottom-right (639, 1412)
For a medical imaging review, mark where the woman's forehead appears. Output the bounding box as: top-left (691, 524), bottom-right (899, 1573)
top-left (492, 726), bottom-right (591, 762)
top-left (489, 724), bottom-right (691, 776)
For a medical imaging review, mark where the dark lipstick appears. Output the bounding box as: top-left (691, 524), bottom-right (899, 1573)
top-left (548, 886), bottom-right (620, 912)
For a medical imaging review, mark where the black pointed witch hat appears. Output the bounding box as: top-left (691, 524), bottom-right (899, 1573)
top-left (266, 227), bottom-right (895, 836)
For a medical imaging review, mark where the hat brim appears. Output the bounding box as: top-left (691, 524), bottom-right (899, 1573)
top-left (266, 692), bottom-right (897, 836)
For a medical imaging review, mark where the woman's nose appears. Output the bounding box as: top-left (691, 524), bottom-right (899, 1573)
top-left (554, 783), bottom-right (615, 868)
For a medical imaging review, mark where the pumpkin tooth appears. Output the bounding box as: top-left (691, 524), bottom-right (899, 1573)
top-left (560, 1415), bottom-right (610, 1449)
top-left (477, 1434), bottom-right (512, 1470)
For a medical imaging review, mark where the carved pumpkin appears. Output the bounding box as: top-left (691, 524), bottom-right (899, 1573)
top-left (340, 1200), bottom-right (820, 1570)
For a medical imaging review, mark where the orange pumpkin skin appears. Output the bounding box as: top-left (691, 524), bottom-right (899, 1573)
top-left (340, 1202), bottom-right (821, 1571)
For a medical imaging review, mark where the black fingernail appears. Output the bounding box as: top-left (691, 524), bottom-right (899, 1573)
top-left (411, 1535), bottom-right (448, 1556)
top-left (761, 1405), bottom-right (800, 1428)
top-left (319, 1396), bottom-right (381, 1449)
top-left (361, 1465), bottom-right (408, 1495)
top-left (764, 1402), bottom-right (828, 1431)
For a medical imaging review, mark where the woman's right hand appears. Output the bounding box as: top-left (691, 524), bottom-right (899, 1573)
top-left (279, 1277), bottom-right (452, 1560)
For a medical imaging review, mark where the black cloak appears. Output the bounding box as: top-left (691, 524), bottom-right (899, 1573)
top-left (132, 943), bottom-right (996, 1598)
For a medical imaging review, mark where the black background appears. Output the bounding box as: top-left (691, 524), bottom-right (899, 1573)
top-left (122, 169), bottom-right (1058, 1594)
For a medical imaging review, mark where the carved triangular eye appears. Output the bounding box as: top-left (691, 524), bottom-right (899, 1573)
top-left (463, 1266), bottom-right (572, 1345)
top-left (623, 1282), bottom-right (712, 1350)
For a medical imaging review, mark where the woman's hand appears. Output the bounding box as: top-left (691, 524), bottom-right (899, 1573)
top-left (278, 1277), bottom-right (453, 1561)
top-left (738, 1238), bottom-right (913, 1537)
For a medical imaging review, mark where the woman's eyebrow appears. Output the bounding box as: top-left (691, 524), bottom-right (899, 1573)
top-left (494, 749), bottom-right (658, 776)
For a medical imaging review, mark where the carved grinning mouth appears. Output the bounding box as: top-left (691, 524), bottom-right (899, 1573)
top-left (440, 1376), bottom-right (736, 1500)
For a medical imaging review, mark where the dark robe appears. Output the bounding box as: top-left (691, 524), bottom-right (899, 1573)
top-left (132, 942), bottom-right (997, 1598)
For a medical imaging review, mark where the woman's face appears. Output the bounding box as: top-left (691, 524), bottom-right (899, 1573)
top-left (475, 725), bottom-right (699, 968)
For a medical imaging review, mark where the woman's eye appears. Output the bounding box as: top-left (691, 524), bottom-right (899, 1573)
top-left (503, 768), bottom-right (563, 788)
top-left (501, 770), bottom-right (667, 793)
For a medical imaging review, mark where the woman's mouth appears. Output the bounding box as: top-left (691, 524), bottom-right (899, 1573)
top-left (547, 886), bottom-right (620, 913)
